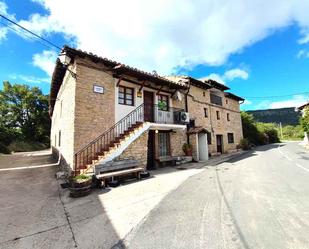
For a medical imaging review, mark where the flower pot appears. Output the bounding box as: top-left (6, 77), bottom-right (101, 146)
top-left (69, 178), bottom-right (92, 198)
top-left (184, 149), bottom-right (193, 156)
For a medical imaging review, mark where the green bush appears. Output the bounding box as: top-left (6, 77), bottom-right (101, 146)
top-left (8, 140), bottom-right (48, 152)
top-left (239, 138), bottom-right (251, 150)
top-left (281, 125), bottom-right (304, 140)
top-left (241, 112), bottom-right (280, 146)
top-left (0, 143), bottom-right (10, 154)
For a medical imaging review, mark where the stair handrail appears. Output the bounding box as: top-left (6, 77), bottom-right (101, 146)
top-left (74, 103), bottom-right (144, 174)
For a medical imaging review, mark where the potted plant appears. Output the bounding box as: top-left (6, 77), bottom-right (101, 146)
top-left (182, 143), bottom-right (193, 156)
top-left (69, 174), bottom-right (92, 198)
top-left (158, 101), bottom-right (167, 111)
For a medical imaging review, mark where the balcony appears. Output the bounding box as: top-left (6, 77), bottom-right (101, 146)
top-left (144, 104), bottom-right (188, 126)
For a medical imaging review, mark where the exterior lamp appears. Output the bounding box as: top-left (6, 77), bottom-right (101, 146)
top-left (59, 52), bottom-right (72, 66)
top-left (58, 52), bottom-right (76, 78)
top-left (155, 130), bottom-right (159, 134)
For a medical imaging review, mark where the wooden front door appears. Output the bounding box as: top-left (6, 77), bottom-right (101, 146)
top-left (144, 91), bottom-right (154, 122)
top-left (216, 135), bottom-right (223, 154)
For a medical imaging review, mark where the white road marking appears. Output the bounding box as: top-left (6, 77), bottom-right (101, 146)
top-left (278, 145), bottom-right (309, 174)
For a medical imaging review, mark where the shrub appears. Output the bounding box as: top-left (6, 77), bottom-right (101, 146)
top-left (0, 143), bottom-right (10, 154)
top-left (8, 140), bottom-right (48, 152)
top-left (239, 138), bottom-right (251, 150)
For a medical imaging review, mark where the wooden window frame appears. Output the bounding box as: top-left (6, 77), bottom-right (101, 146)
top-left (118, 86), bottom-right (134, 106)
top-left (157, 94), bottom-right (169, 111)
top-left (227, 133), bottom-right (234, 144)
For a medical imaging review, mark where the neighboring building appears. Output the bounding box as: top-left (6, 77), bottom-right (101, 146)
top-left (298, 103), bottom-right (309, 145)
top-left (247, 107), bottom-right (301, 126)
top-left (50, 46), bottom-right (244, 176)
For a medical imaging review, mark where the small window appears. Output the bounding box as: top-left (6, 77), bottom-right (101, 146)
top-left (157, 94), bottom-right (169, 111)
top-left (118, 86), bottom-right (134, 106)
top-left (203, 91), bottom-right (206, 97)
top-left (58, 131), bottom-right (61, 147)
top-left (228, 133), bottom-right (234, 144)
top-left (227, 113), bottom-right (230, 121)
top-left (204, 108), bottom-right (208, 118)
top-left (216, 111), bottom-right (220, 120)
top-left (226, 99), bottom-right (228, 104)
top-left (207, 132), bottom-right (212, 145)
top-left (210, 93), bottom-right (222, 106)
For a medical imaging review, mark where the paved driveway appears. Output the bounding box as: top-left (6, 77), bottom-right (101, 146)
top-left (0, 151), bottom-right (76, 249)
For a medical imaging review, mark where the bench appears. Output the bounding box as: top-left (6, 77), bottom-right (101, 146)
top-left (95, 159), bottom-right (145, 186)
top-left (157, 156), bottom-right (182, 166)
top-left (96, 167), bottom-right (144, 181)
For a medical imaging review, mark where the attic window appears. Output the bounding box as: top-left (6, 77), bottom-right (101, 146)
top-left (210, 93), bottom-right (222, 106)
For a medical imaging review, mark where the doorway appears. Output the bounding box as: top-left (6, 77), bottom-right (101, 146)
top-left (198, 133), bottom-right (208, 161)
top-left (144, 91), bottom-right (154, 122)
top-left (147, 130), bottom-right (155, 170)
top-left (216, 135), bottom-right (223, 154)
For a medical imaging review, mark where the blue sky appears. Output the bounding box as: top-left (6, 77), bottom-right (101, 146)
top-left (1, 0), bottom-right (309, 110)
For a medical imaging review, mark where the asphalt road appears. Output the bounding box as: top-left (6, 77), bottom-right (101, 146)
top-left (124, 142), bottom-right (309, 249)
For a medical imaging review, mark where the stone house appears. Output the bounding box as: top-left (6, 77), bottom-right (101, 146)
top-left (50, 46), bottom-right (244, 176)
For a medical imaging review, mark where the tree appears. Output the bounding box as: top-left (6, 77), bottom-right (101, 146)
top-left (301, 107), bottom-right (309, 135)
top-left (0, 81), bottom-right (50, 148)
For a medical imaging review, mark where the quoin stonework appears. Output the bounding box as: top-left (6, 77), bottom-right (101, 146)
top-left (50, 46), bottom-right (244, 177)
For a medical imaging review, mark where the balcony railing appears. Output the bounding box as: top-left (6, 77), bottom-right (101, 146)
top-left (144, 104), bottom-right (186, 125)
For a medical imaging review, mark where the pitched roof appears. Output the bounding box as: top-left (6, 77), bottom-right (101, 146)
top-left (224, 92), bottom-right (245, 102)
top-left (187, 126), bottom-right (210, 134)
top-left (206, 79), bottom-right (230, 91)
top-left (49, 46), bottom-right (188, 116)
top-left (298, 102), bottom-right (309, 110)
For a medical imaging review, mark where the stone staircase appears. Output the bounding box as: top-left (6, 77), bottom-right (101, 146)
top-left (73, 103), bottom-right (147, 176)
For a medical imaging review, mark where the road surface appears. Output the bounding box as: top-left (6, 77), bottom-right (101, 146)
top-left (123, 142), bottom-right (309, 249)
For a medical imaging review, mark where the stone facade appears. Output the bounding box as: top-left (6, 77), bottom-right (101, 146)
top-left (50, 50), bottom-right (243, 173)
top-left (117, 131), bottom-right (149, 169)
top-left (74, 58), bottom-right (115, 154)
top-left (50, 65), bottom-right (77, 169)
top-left (187, 85), bottom-right (243, 155)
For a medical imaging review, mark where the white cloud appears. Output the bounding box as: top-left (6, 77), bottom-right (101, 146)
top-left (12, 0), bottom-right (309, 74)
top-left (224, 68), bottom-right (249, 81)
top-left (243, 99), bottom-right (252, 105)
top-left (10, 74), bottom-right (50, 84)
top-left (269, 95), bottom-right (309, 109)
top-left (200, 67), bottom-right (249, 84)
top-left (32, 50), bottom-right (58, 77)
top-left (297, 49), bottom-right (309, 58)
top-left (200, 73), bottom-right (226, 84)
top-left (0, 1), bottom-right (15, 42)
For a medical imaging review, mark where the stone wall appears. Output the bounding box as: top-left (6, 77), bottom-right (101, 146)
top-left (74, 58), bottom-right (116, 155)
top-left (117, 131), bottom-right (149, 169)
top-left (170, 130), bottom-right (186, 156)
top-left (50, 65), bottom-right (77, 169)
top-left (187, 85), bottom-right (243, 155)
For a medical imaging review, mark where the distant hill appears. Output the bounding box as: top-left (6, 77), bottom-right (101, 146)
top-left (247, 107), bottom-right (301, 126)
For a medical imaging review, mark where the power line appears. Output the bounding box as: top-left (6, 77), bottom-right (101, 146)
top-left (0, 20), bottom-right (58, 51)
top-left (0, 14), bottom-right (62, 50)
top-left (243, 91), bottom-right (309, 99)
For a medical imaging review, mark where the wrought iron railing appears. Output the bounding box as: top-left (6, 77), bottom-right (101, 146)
top-left (74, 103), bottom-right (144, 174)
top-left (73, 103), bottom-right (186, 175)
